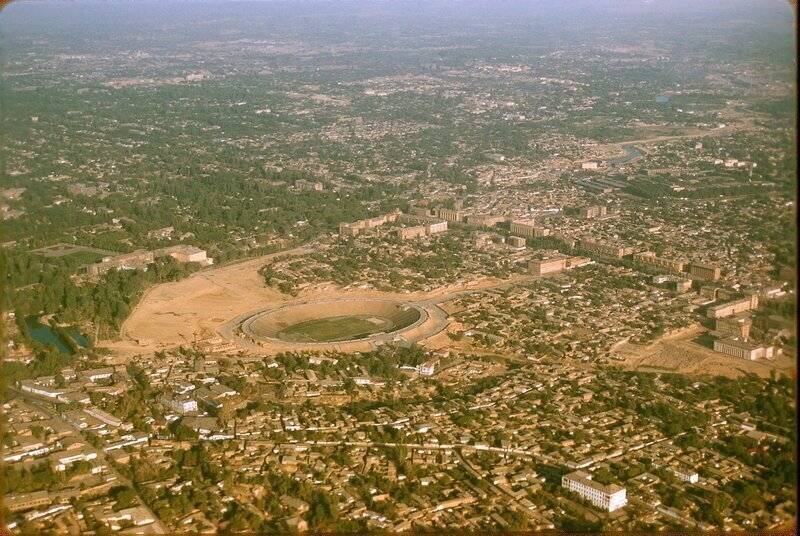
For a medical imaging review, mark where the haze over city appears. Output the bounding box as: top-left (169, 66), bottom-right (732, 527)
top-left (1, 0), bottom-right (796, 533)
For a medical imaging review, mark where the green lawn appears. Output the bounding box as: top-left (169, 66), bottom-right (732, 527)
top-left (281, 316), bottom-right (390, 342)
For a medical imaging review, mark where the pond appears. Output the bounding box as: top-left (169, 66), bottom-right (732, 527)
top-left (611, 145), bottom-right (644, 164)
top-left (26, 319), bottom-right (90, 355)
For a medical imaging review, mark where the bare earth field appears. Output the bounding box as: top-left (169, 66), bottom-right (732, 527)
top-left (105, 245), bottom-right (538, 358)
top-left (107, 248), bottom-right (793, 381)
top-left (614, 324), bottom-right (795, 379)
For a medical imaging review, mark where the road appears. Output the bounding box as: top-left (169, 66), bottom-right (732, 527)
top-left (10, 388), bottom-right (169, 534)
top-left (218, 271), bottom-right (553, 354)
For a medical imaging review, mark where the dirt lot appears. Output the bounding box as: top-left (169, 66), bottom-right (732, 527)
top-left (105, 248), bottom-right (793, 380)
top-left (613, 324), bottom-right (795, 379)
top-left (104, 247), bottom-right (538, 358)
top-left (106, 251), bottom-right (299, 356)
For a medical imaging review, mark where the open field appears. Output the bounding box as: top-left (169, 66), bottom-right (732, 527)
top-left (105, 246), bottom-right (313, 354)
top-left (614, 324), bottom-right (795, 379)
top-left (107, 244), bottom-right (540, 357)
top-left (31, 243), bottom-right (115, 259)
top-left (281, 315), bottom-right (390, 342)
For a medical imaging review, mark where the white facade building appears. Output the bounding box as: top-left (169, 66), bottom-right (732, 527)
top-left (562, 470), bottom-right (627, 512)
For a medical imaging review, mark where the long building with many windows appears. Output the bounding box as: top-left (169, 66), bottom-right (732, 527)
top-left (713, 337), bottom-right (773, 360)
top-left (510, 220), bottom-right (549, 238)
top-left (562, 471), bottom-right (627, 512)
top-left (706, 295), bottom-right (759, 319)
top-left (579, 239), bottom-right (634, 259)
top-left (632, 251), bottom-right (686, 273)
top-left (689, 262), bottom-right (722, 280)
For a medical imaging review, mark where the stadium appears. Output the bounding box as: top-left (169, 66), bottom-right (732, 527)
top-left (238, 298), bottom-right (435, 350)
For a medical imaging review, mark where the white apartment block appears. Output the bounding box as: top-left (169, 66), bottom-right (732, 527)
top-left (160, 394), bottom-right (198, 414)
top-left (671, 466), bottom-right (700, 484)
top-left (562, 470), bottom-right (627, 512)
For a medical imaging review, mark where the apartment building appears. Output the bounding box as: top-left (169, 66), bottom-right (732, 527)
top-left (706, 295), bottom-right (759, 319)
top-left (396, 226), bottom-right (427, 240)
top-left (435, 208), bottom-right (464, 223)
top-left (579, 205), bottom-right (607, 219)
top-left (338, 210), bottom-right (401, 236)
top-left (510, 220), bottom-right (548, 238)
top-left (465, 214), bottom-right (506, 228)
top-left (714, 314), bottom-right (752, 340)
top-left (562, 471), bottom-right (627, 512)
top-left (426, 221), bottom-right (448, 235)
top-left (508, 236), bottom-right (526, 249)
top-left (159, 394), bottom-right (199, 415)
top-left (579, 239), bottom-right (633, 259)
top-left (689, 263), bottom-right (722, 280)
top-left (529, 257), bottom-right (568, 276)
top-left (632, 251), bottom-right (686, 273)
top-left (5, 491), bottom-right (52, 513)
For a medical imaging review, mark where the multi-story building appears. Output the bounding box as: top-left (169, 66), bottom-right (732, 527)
top-left (396, 226), bottom-right (427, 240)
top-left (579, 205), bottom-right (607, 219)
top-left (715, 314), bottom-right (752, 340)
top-left (418, 359), bottom-right (439, 376)
top-left (562, 471), bottom-right (627, 512)
top-left (5, 491), bottom-right (52, 513)
top-left (676, 280), bottom-right (693, 293)
top-left (400, 213), bottom-right (443, 226)
top-left (553, 232), bottom-right (576, 249)
top-left (508, 236), bottom-right (526, 249)
top-left (689, 263), bottom-right (722, 280)
top-left (671, 466), bottom-right (700, 483)
top-left (84, 368), bottom-right (113, 383)
top-left (160, 394), bottom-right (199, 415)
top-left (338, 210), bottom-right (401, 237)
top-left (425, 221), bottom-right (448, 235)
top-left (632, 251), bottom-right (686, 273)
top-left (465, 214), bottom-right (506, 228)
top-left (397, 214), bottom-right (447, 237)
top-left (435, 208), bottom-right (463, 223)
top-left (581, 161), bottom-right (599, 170)
top-left (18, 379), bottom-right (67, 400)
top-left (529, 257), bottom-right (568, 276)
top-left (510, 220), bottom-right (548, 238)
top-left (578, 239), bottom-right (633, 259)
top-left (87, 250), bottom-right (155, 277)
top-left (339, 222), bottom-right (360, 237)
top-left (713, 337), bottom-right (774, 360)
top-left (706, 295), bottom-right (759, 319)
top-left (155, 245), bottom-right (213, 266)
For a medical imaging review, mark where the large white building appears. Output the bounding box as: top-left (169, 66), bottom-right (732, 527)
top-left (713, 337), bottom-right (773, 360)
top-left (160, 394), bottom-right (199, 415)
top-left (562, 470), bottom-right (627, 512)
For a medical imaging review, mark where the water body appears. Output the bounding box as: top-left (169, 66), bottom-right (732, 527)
top-left (611, 145), bottom-right (644, 164)
top-left (656, 95), bottom-right (670, 103)
top-left (26, 319), bottom-right (90, 355)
